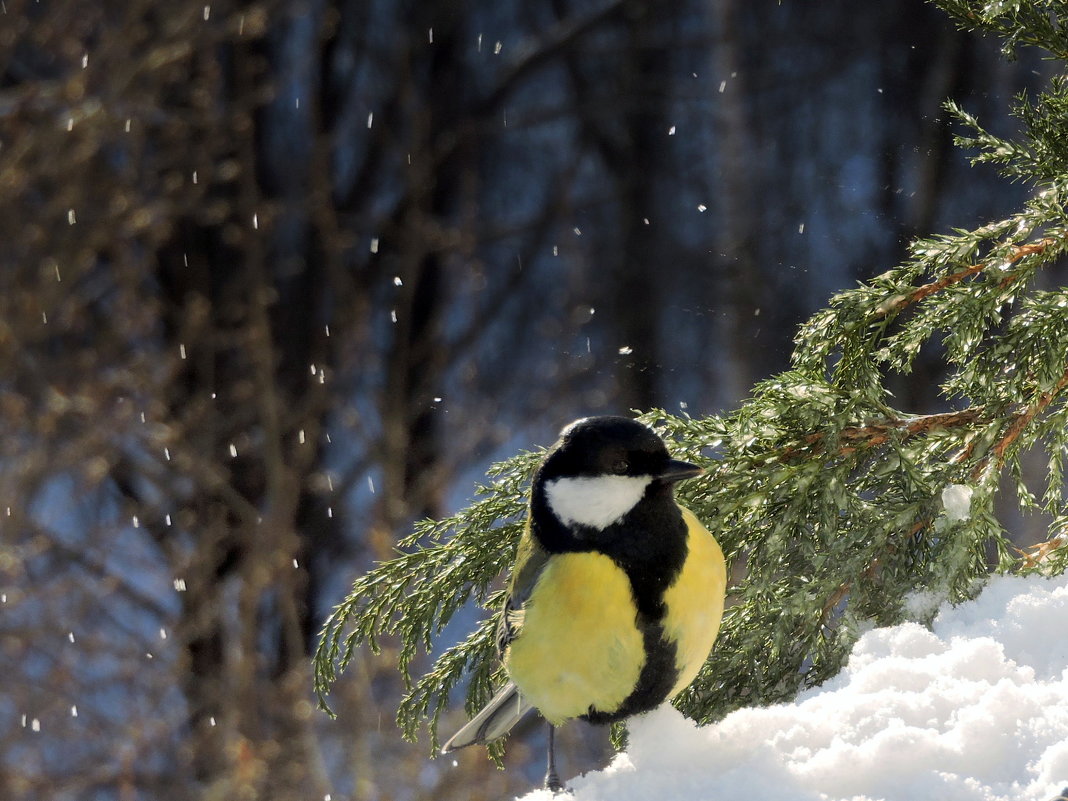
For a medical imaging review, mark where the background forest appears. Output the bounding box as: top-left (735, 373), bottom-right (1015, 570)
top-left (0, 1), bottom-right (1061, 800)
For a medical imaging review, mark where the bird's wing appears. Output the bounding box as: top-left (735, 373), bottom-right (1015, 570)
top-left (495, 520), bottom-right (551, 655)
top-left (439, 680), bottom-right (535, 752)
top-left (441, 523), bottom-right (546, 753)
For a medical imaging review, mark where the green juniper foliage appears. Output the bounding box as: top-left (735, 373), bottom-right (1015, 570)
top-left (315, 0), bottom-right (1068, 752)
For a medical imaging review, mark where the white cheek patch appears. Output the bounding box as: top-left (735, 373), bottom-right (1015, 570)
top-left (544, 475), bottom-right (651, 531)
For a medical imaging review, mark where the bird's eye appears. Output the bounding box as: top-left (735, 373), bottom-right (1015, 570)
top-left (612, 459), bottom-right (629, 474)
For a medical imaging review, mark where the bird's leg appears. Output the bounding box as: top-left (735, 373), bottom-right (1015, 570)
top-left (544, 722), bottom-right (563, 793)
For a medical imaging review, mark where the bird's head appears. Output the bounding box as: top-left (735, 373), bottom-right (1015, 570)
top-left (534, 416), bottom-right (702, 531)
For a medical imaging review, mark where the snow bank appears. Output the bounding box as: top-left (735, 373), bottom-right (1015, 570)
top-left (519, 573), bottom-right (1068, 801)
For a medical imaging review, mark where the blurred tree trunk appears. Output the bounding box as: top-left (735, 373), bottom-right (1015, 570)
top-left (134, 2), bottom-right (462, 792)
top-left (879, 11), bottom-right (971, 414)
top-left (371, 0), bottom-right (469, 550)
top-left (609, 1), bottom-right (669, 411)
top-left (551, 0), bottom-right (670, 410)
top-left (710, 0), bottom-right (760, 407)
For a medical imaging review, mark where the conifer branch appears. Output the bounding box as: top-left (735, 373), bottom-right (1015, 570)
top-left (834, 409), bottom-right (987, 453)
top-left (817, 365), bottom-right (1068, 626)
top-left (972, 364), bottom-right (1068, 481)
top-left (873, 237), bottom-right (1056, 318)
top-left (1016, 536), bottom-right (1068, 569)
top-left (791, 365), bottom-right (1068, 470)
top-left (774, 408), bottom-right (989, 463)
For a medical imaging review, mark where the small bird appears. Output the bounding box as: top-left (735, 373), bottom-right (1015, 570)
top-left (441, 415), bottom-right (727, 791)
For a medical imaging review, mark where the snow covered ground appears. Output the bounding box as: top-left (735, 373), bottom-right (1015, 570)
top-left (520, 573), bottom-right (1068, 801)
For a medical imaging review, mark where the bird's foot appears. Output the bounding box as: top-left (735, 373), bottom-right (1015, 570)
top-left (544, 765), bottom-right (562, 791)
top-left (543, 722), bottom-right (570, 794)
top-left (543, 769), bottom-right (570, 795)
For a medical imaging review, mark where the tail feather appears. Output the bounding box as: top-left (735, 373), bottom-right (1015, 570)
top-left (440, 681), bottom-right (534, 753)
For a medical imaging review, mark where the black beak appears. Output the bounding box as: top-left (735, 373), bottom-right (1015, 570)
top-left (657, 459), bottom-right (704, 483)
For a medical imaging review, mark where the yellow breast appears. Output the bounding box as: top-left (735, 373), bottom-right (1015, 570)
top-left (504, 551), bottom-right (645, 725)
top-left (663, 506), bottom-right (727, 697)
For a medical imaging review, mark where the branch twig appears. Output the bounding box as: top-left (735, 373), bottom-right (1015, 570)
top-left (776, 408), bottom-right (989, 463)
top-left (970, 365), bottom-right (1068, 481)
top-left (874, 237), bottom-right (1056, 318)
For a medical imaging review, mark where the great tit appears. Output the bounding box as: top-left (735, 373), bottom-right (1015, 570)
top-left (441, 415), bottom-right (726, 790)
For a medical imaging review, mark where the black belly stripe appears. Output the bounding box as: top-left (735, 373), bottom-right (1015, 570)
top-left (582, 617), bottom-right (680, 724)
top-left (529, 480), bottom-right (691, 723)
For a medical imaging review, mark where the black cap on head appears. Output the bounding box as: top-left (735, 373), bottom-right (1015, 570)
top-left (541, 416), bottom-right (699, 482)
